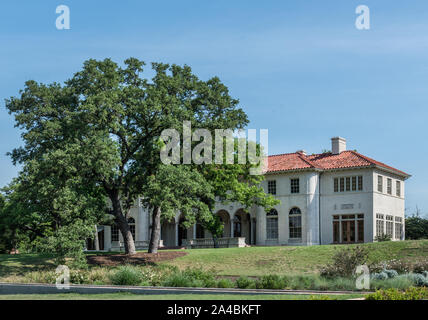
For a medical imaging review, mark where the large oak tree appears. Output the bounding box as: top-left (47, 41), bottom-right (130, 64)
top-left (6, 58), bottom-right (248, 255)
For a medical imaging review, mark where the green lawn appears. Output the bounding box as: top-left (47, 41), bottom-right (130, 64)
top-left (1, 240), bottom-right (428, 280)
top-left (159, 240), bottom-right (428, 276)
top-left (0, 292), bottom-right (363, 300)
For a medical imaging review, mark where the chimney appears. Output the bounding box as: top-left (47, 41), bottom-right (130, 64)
top-left (296, 150), bottom-right (307, 156)
top-left (331, 137), bottom-right (346, 155)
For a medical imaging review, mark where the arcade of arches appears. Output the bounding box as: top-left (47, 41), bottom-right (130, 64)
top-left (160, 209), bottom-right (256, 247)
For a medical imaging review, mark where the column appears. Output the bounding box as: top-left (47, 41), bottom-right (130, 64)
top-left (104, 226), bottom-right (111, 251)
top-left (175, 222), bottom-right (179, 246)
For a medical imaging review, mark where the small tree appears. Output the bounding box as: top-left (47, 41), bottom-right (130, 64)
top-left (202, 215), bottom-right (224, 248)
top-left (320, 246), bottom-right (370, 278)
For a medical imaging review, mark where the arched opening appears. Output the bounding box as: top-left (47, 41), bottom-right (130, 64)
top-left (161, 218), bottom-right (176, 247)
top-left (196, 223), bottom-right (205, 239)
top-left (178, 216), bottom-right (188, 246)
top-left (216, 210), bottom-right (231, 237)
top-left (234, 209), bottom-right (251, 244)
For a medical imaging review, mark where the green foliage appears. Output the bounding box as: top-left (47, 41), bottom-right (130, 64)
top-left (216, 278), bottom-right (234, 288)
top-left (375, 233), bottom-right (392, 242)
top-left (161, 267), bottom-right (217, 288)
top-left (405, 216), bottom-right (428, 240)
top-left (255, 275), bottom-right (287, 290)
top-left (144, 165), bottom-right (214, 228)
top-left (413, 260), bottom-right (428, 273)
top-left (110, 266), bottom-right (143, 286)
top-left (366, 287), bottom-right (428, 300)
top-left (320, 246), bottom-right (370, 278)
top-left (235, 276), bottom-right (256, 289)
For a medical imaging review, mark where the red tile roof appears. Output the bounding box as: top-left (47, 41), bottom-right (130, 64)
top-left (267, 150), bottom-right (409, 177)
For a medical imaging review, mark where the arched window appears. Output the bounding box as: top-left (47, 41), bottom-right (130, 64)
top-left (127, 217), bottom-right (136, 240)
top-left (289, 208), bottom-right (302, 239)
top-left (266, 209), bottom-right (278, 240)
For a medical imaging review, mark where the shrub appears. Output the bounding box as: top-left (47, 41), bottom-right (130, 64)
top-left (384, 269), bottom-right (398, 279)
top-left (371, 272), bottom-right (388, 281)
top-left (374, 234), bottom-right (392, 242)
top-left (369, 259), bottom-right (412, 274)
top-left (413, 260), bottom-right (428, 274)
top-left (109, 266), bottom-right (143, 286)
top-left (235, 276), bottom-right (256, 289)
top-left (410, 273), bottom-right (428, 287)
top-left (161, 267), bottom-right (217, 288)
top-left (371, 269), bottom-right (398, 281)
top-left (320, 246), bottom-right (370, 278)
top-left (255, 275), bottom-right (286, 290)
top-left (24, 270), bottom-right (57, 284)
top-left (216, 278), bottom-right (234, 288)
top-left (370, 274), bottom-right (414, 290)
top-left (366, 287), bottom-right (428, 300)
top-left (70, 269), bottom-right (89, 284)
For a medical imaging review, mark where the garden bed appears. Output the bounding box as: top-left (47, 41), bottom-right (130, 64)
top-left (86, 251), bottom-right (188, 266)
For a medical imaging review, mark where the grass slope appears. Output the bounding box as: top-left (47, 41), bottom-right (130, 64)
top-left (1, 240), bottom-right (427, 279)
top-left (160, 240), bottom-right (428, 276)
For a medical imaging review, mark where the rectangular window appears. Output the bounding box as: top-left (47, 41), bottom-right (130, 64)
top-left (333, 221), bottom-right (340, 243)
top-left (377, 175), bottom-right (383, 193)
top-left (358, 219), bottom-right (364, 242)
top-left (266, 216), bottom-right (278, 239)
top-left (290, 178), bottom-right (300, 194)
top-left (395, 217), bottom-right (403, 240)
top-left (396, 181), bottom-right (401, 197)
top-left (387, 178), bottom-right (392, 195)
top-left (334, 178), bottom-right (339, 192)
top-left (340, 178), bottom-right (345, 192)
top-left (358, 176), bottom-right (363, 191)
top-left (386, 215), bottom-right (394, 238)
top-left (289, 216), bottom-right (302, 238)
top-left (376, 214), bottom-right (384, 237)
top-left (267, 180), bottom-right (276, 195)
top-left (111, 225), bottom-right (119, 242)
top-left (352, 177), bottom-right (357, 191)
top-left (346, 177), bottom-right (351, 191)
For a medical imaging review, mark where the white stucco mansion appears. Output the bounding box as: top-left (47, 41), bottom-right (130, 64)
top-left (89, 137), bottom-right (410, 251)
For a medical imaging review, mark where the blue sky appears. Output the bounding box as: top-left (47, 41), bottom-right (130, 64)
top-left (0, 1), bottom-right (427, 215)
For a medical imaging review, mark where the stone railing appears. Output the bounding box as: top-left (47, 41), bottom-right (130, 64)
top-left (112, 240), bottom-right (164, 252)
top-left (182, 237), bottom-right (246, 249)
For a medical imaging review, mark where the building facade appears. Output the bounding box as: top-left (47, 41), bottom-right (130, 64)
top-left (92, 137), bottom-right (410, 251)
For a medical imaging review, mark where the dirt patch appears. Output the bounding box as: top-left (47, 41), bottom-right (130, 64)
top-left (86, 251), bottom-right (188, 267)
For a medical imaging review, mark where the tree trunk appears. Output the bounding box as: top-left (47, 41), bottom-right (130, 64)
top-left (213, 235), bottom-right (219, 248)
top-left (94, 225), bottom-right (100, 251)
top-left (110, 192), bottom-right (136, 255)
top-left (148, 206), bottom-right (161, 253)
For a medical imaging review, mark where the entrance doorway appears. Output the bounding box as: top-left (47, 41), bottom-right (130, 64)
top-left (333, 214), bottom-right (364, 244)
top-left (341, 220), bottom-right (355, 243)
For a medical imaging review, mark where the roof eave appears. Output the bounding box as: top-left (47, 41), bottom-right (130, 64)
top-left (373, 165), bottom-right (411, 180)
